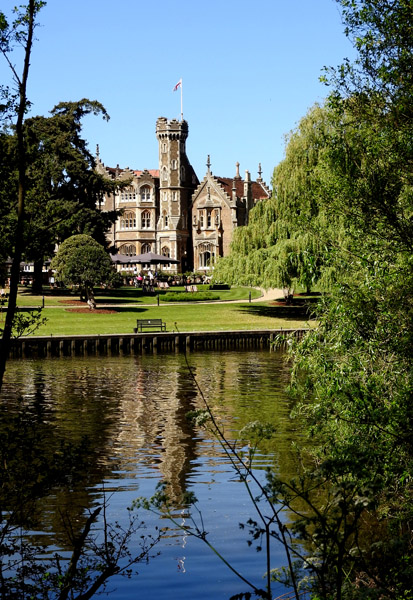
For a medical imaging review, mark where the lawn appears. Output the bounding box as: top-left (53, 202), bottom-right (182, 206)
top-left (13, 285), bottom-right (262, 307)
top-left (1, 286), bottom-right (314, 336)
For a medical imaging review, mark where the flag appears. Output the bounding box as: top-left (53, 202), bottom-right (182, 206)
top-left (173, 78), bottom-right (182, 92)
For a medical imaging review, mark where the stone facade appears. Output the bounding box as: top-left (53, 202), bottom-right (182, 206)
top-left (191, 158), bottom-right (270, 271)
top-left (97, 117), bottom-right (270, 272)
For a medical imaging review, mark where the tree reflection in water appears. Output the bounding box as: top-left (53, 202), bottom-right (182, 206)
top-left (1, 350), bottom-right (302, 600)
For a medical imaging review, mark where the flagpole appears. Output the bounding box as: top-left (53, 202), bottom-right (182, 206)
top-left (180, 79), bottom-right (183, 121)
top-left (173, 78), bottom-right (183, 120)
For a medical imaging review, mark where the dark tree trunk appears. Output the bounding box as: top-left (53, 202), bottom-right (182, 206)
top-left (0, 1), bottom-right (36, 393)
top-left (31, 259), bottom-right (44, 294)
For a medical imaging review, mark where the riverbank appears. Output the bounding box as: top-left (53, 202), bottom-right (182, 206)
top-left (6, 327), bottom-right (307, 359)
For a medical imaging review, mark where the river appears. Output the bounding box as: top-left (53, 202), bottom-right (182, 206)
top-left (1, 350), bottom-right (304, 600)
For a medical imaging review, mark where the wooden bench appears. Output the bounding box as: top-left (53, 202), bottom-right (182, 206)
top-left (134, 318), bottom-right (166, 333)
top-left (185, 285), bottom-right (198, 292)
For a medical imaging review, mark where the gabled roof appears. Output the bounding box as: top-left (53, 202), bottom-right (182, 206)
top-left (214, 177), bottom-right (270, 201)
top-left (134, 169), bottom-right (160, 179)
top-left (193, 172), bottom-right (271, 206)
top-left (97, 162), bottom-right (160, 181)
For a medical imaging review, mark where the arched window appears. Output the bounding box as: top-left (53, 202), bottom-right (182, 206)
top-left (181, 166), bottom-right (185, 179)
top-left (141, 243), bottom-right (151, 254)
top-left (141, 210), bottom-right (151, 228)
top-left (199, 243), bottom-right (215, 269)
top-left (140, 186), bottom-right (151, 202)
top-left (120, 211), bottom-right (136, 229)
top-left (171, 159), bottom-right (177, 170)
top-left (119, 244), bottom-right (136, 256)
top-left (161, 246), bottom-right (170, 258)
top-left (207, 210), bottom-right (212, 228)
top-left (162, 166), bottom-right (168, 181)
top-left (163, 211), bottom-right (168, 228)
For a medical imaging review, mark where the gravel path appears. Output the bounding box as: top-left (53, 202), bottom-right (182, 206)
top-left (252, 288), bottom-right (284, 302)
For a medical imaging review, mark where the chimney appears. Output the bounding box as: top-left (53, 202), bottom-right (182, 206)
top-left (244, 170), bottom-right (252, 206)
top-left (234, 162), bottom-right (241, 180)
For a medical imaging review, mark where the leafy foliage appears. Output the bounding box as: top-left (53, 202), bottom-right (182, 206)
top-left (213, 1), bottom-right (413, 597)
top-left (0, 306), bottom-right (47, 338)
top-left (51, 234), bottom-right (115, 301)
top-left (0, 99), bottom-right (122, 293)
top-left (212, 104), bottom-right (338, 293)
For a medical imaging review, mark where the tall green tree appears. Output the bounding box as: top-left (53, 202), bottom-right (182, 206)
top-left (213, 1), bottom-right (413, 597)
top-left (289, 1), bottom-right (413, 597)
top-left (213, 104), bottom-right (336, 294)
top-left (8, 99), bottom-right (120, 293)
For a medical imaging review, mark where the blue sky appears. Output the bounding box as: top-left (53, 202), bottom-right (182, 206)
top-left (1, 0), bottom-right (355, 187)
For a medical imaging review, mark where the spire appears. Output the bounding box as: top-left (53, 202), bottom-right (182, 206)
top-left (257, 163), bottom-right (262, 181)
top-left (96, 144), bottom-right (100, 158)
top-left (207, 154), bottom-right (211, 174)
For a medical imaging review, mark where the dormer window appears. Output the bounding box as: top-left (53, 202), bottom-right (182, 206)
top-left (140, 186), bottom-right (151, 202)
top-left (120, 190), bottom-right (136, 202)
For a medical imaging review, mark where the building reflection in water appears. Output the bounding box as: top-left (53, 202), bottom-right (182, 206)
top-left (1, 350), bottom-right (297, 550)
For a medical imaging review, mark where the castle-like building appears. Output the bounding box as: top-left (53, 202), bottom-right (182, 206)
top-left (96, 117), bottom-right (270, 273)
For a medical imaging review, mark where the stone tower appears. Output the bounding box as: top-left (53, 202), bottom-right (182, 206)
top-left (156, 117), bottom-right (198, 272)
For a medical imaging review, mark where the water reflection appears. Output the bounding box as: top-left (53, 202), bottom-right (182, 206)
top-left (2, 350), bottom-right (301, 600)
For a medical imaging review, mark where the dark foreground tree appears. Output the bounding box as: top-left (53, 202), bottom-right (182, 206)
top-left (0, 0), bottom-right (43, 392)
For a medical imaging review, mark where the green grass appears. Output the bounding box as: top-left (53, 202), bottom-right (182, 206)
top-left (24, 303), bottom-right (312, 336)
top-left (1, 285), bottom-right (314, 336)
top-left (13, 285), bottom-right (263, 307)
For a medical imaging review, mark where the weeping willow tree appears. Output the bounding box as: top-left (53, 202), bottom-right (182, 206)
top-left (213, 103), bottom-right (343, 293)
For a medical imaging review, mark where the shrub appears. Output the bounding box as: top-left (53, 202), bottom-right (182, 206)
top-left (209, 283), bottom-right (230, 290)
top-left (162, 291), bottom-right (220, 302)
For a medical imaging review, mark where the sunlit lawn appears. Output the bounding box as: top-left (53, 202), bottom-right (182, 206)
top-left (13, 285), bottom-right (263, 306)
top-left (27, 303), bottom-right (312, 336)
top-left (0, 285), bottom-right (314, 336)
